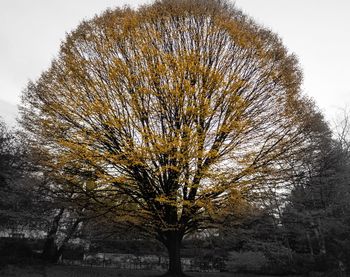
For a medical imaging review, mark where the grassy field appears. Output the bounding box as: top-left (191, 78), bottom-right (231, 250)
top-left (0, 265), bottom-right (304, 277)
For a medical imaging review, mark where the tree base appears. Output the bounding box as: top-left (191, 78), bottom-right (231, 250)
top-left (155, 271), bottom-right (189, 277)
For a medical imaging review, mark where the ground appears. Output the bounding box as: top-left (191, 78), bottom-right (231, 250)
top-left (0, 265), bottom-right (303, 277)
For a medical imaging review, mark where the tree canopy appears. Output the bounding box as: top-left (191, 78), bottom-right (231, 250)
top-left (20, 0), bottom-right (326, 275)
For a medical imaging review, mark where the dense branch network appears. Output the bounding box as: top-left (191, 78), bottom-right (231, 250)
top-left (21, 0), bottom-right (318, 242)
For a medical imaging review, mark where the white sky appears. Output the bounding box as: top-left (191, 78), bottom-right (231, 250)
top-left (0, 0), bottom-right (349, 125)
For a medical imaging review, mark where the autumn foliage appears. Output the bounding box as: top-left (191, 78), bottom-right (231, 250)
top-left (20, 0), bottom-right (322, 275)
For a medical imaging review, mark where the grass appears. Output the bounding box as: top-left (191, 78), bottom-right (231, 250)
top-left (0, 265), bottom-right (303, 277)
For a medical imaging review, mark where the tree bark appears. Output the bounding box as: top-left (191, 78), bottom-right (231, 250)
top-left (42, 208), bottom-right (64, 263)
top-left (162, 231), bottom-right (186, 277)
top-left (56, 218), bottom-right (82, 259)
top-left (306, 231), bottom-right (314, 256)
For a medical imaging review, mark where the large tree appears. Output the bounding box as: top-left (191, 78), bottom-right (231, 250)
top-left (21, 0), bottom-right (319, 275)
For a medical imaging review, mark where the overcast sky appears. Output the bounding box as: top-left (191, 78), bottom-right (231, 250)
top-left (0, 0), bottom-right (349, 126)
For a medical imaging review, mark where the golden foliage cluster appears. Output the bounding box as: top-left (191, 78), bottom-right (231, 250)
top-left (21, 0), bottom-right (329, 238)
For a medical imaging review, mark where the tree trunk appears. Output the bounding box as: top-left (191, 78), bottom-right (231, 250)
top-left (317, 217), bottom-right (326, 255)
top-left (306, 231), bottom-right (314, 256)
top-left (42, 208), bottom-right (64, 263)
top-left (56, 218), bottom-right (82, 259)
top-left (163, 231), bottom-right (186, 277)
top-left (42, 237), bottom-right (59, 263)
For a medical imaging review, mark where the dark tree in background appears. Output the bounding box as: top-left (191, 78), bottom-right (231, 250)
top-left (0, 119), bottom-right (34, 231)
top-left (0, 120), bottom-right (15, 188)
top-left (282, 112), bottom-right (350, 272)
